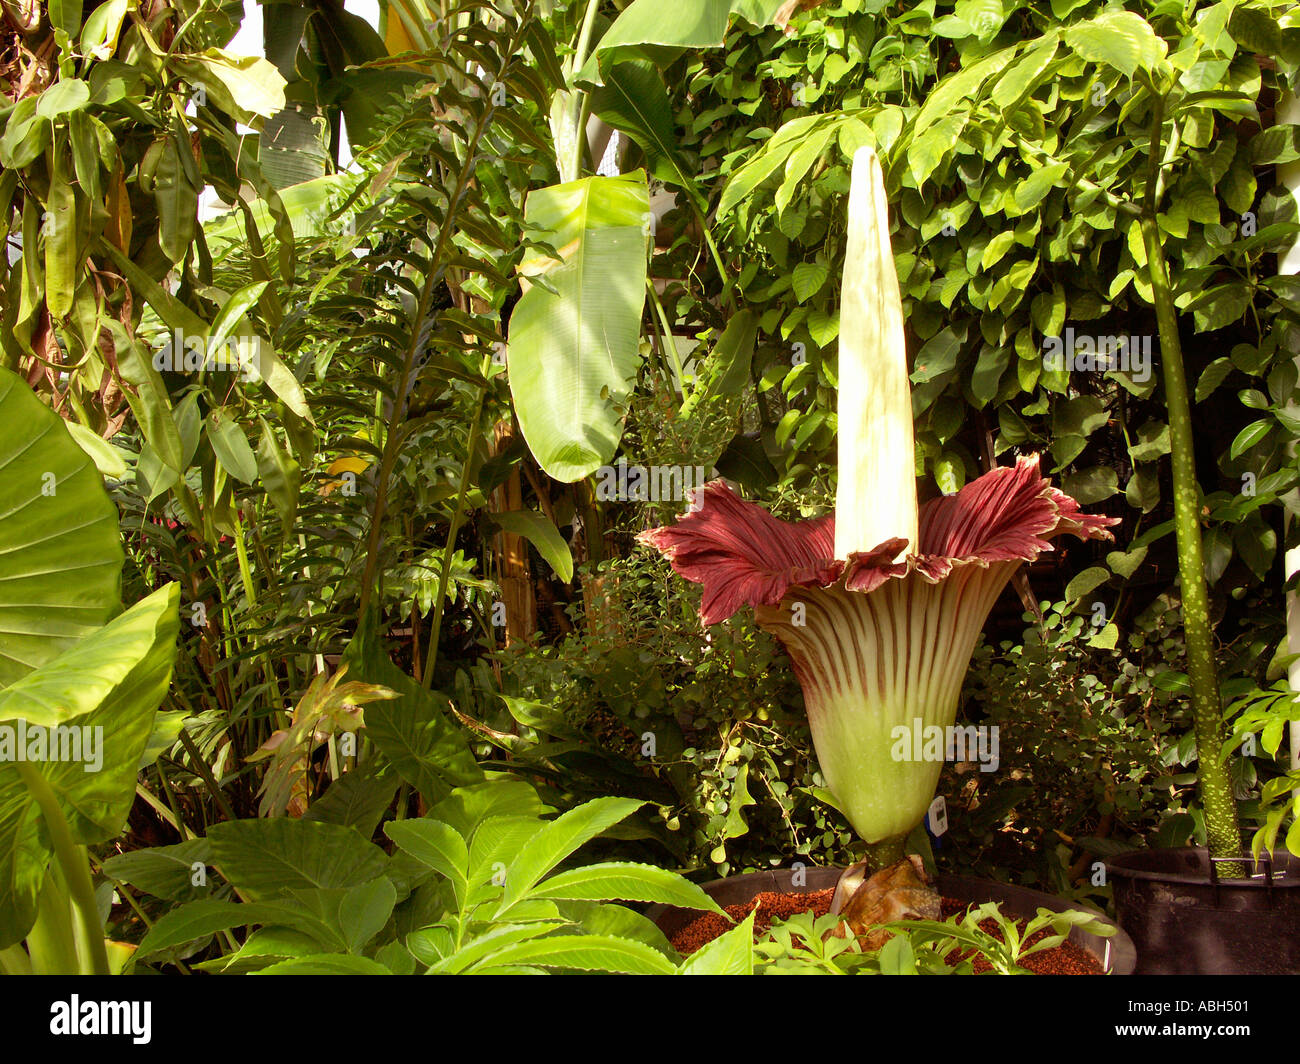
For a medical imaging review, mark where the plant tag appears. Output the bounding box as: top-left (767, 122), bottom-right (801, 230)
top-left (926, 796), bottom-right (948, 837)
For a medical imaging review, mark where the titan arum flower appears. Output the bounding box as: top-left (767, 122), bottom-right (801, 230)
top-left (640, 148), bottom-right (1117, 887)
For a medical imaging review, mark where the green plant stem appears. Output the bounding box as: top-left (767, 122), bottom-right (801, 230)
top-left (94, 862), bottom-right (150, 931)
top-left (154, 762), bottom-right (193, 840)
top-left (750, 346), bottom-right (775, 433)
top-left (230, 508), bottom-right (284, 723)
top-left (422, 356), bottom-right (494, 689)
top-left (863, 833), bottom-right (907, 871)
top-left (1139, 91), bottom-right (1241, 866)
top-left (573, 92), bottom-right (593, 178)
top-left (570, 0), bottom-right (602, 80)
top-left (135, 782), bottom-right (181, 835)
top-left (1142, 215), bottom-right (1243, 865)
top-left (698, 223), bottom-right (735, 311)
top-left (16, 762), bottom-right (111, 975)
top-left (554, 0), bottom-right (602, 182)
top-left (577, 477), bottom-right (605, 566)
top-left (645, 278), bottom-right (685, 385)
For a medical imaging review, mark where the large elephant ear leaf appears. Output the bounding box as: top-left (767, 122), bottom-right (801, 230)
top-left (0, 583), bottom-right (181, 949)
top-left (0, 366), bottom-right (123, 689)
top-left (0, 584), bottom-right (181, 730)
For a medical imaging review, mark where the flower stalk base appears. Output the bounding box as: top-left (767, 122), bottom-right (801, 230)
top-left (863, 835), bottom-right (908, 871)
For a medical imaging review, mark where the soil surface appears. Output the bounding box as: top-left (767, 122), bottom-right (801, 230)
top-left (670, 887), bottom-right (1103, 974)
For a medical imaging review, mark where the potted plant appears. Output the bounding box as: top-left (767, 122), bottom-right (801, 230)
top-left (640, 146), bottom-right (1129, 968)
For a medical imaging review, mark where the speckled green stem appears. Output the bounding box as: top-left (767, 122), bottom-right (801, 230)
top-left (1140, 209), bottom-right (1243, 870)
top-left (863, 834), bottom-right (908, 871)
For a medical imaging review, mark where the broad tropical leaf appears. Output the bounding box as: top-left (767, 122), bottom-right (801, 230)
top-left (507, 172), bottom-right (650, 482)
top-left (135, 899), bottom-right (334, 959)
top-left (0, 584), bottom-right (180, 948)
top-left (341, 609), bottom-right (482, 802)
top-left (252, 954), bottom-right (393, 975)
top-left (0, 585), bottom-right (180, 727)
top-left (589, 61), bottom-right (703, 205)
top-left (488, 510), bottom-right (574, 582)
top-left (0, 367), bottom-right (122, 689)
top-left (578, 0), bottom-right (785, 83)
top-left (102, 838), bottom-right (213, 902)
top-left (205, 818), bottom-right (389, 901)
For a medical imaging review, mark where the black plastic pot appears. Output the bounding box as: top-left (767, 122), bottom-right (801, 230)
top-left (1106, 847), bottom-right (1300, 974)
top-left (646, 866), bottom-right (1135, 974)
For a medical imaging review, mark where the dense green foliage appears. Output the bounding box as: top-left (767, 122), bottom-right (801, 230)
top-left (2, 0), bottom-right (1298, 974)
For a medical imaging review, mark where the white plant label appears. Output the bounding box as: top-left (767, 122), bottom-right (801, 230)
top-left (927, 795), bottom-right (948, 837)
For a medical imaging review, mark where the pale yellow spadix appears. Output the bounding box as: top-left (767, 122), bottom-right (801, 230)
top-left (834, 147), bottom-right (918, 560)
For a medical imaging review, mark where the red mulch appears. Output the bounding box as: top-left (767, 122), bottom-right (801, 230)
top-left (670, 888), bottom-right (1103, 974)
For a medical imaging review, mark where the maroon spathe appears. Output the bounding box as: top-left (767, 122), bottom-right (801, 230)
top-left (638, 454), bottom-right (1119, 625)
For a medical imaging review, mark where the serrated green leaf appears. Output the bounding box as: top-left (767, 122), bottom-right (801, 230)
top-left (136, 899), bottom-right (331, 959)
top-left (384, 819), bottom-right (469, 911)
top-left (253, 953), bottom-right (392, 974)
top-left (525, 861), bottom-right (726, 915)
top-left (472, 932), bottom-right (677, 974)
top-left (792, 260), bottom-right (829, 303)
top-left (496, 797), bottom-right (645, 915)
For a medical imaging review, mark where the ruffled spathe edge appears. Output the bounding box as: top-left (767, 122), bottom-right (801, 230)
top-left (636, 480), bottom-right (842, 626)
top-left (639, 454), bottom-right (1119, 623)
